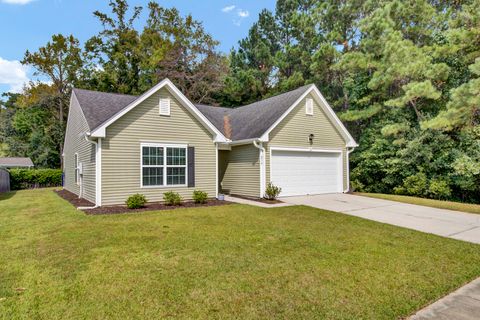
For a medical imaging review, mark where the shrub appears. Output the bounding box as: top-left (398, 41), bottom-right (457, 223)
top-left (193, 190), bottom-right (208, 204)
top-left (9, 168), bottom-right (62, 190)
top-left (350, 179), bottom-right (365, 192)
top-left (163, 191), bottom-right (183, 206)
top-left (264, 182), bottom-right (282, 200)
top-left (126, 194), bottom-right (147, 209)
top-left (428, 179), bottom-right (452, 199)
top-left (401, 172), bottom-right (428, 196)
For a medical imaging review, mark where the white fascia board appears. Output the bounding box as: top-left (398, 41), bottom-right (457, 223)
top-left (259, 85), bottom-right (358, 147)
top-left (228, 138), bottom-right (258, 146)
top-left (90, 78), bottom-right (228, 142)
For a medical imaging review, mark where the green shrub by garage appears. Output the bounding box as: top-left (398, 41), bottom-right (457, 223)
top-left (9, 168), bottom-right (62, 190)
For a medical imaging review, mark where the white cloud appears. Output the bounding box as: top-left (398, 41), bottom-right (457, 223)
top-left (0, 57), bottom-right (30, 93)
top-left (237, 9), bottom-right (249, 18)
top-left (1, 0), bottom-right (35, 4)
top-left (222, 5), bottom-right (235, 12)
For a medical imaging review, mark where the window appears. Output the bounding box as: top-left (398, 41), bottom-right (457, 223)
top-left (74, 153), bottom-right (79, 185)
top-left (141, 144), bottom-right (187, 187)
top-left (306, 98), bottom-right (314, 115)
top-left (159, 98), bottom-right (171, 116)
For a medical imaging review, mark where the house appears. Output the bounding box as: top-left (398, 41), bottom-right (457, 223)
top-left (63, 79), bottom-right (357, 206)
top-left (0, 157), bottom-right (34, 169)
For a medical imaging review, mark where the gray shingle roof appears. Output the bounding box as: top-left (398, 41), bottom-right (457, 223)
top-left (0, 157), bottom-right (34, 167)
top-left (73, 88), bottom-right (138, 131)
top-left (195, 84), bottom-right (312, 140)
top-left (73, 84), bottom-right (312, 141)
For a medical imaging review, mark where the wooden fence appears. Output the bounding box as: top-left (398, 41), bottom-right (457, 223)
top-left (0, 169), bottom-right (10, 193)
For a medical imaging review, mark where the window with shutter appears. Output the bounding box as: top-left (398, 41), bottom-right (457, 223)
top-left (159, 98), bottom-right (171, 116)
top-left (140, 143), bottom-right (187, 187)
top-left (306, 98), bottom-right (313, 115)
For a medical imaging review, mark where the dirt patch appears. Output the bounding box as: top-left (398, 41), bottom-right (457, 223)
top-left (230, 194), bottom-right (283, 204)
top-left (54, 189), bottom-right (95, 207)
top-left (54, 188), bottom-right (232, 215)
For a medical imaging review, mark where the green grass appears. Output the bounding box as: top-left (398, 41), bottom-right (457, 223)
top-left (1, 189), bottom-right (480, 319)
top-left (356, 192), bottom-right (480, 215)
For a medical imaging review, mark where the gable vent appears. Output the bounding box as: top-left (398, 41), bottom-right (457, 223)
top-left (306, 98), bottom-right (313, 115)
top-left (159, 98), bottom-right (171, 116)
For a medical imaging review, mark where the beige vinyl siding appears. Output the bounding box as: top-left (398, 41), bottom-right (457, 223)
top-left (63, 94), bottom-right (96, 203)
top-left (265, 93), bottom-right (348, 189)
top-left (218, 150), bottom-right (229, 193)
top-left (101, 88), bottom-right (216, 206)
top-left (221, 144), bottom-right (260, 197)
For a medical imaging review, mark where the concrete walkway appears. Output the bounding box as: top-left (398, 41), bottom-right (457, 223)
top-left (224, 195), bottom-right (293, 208)
top-left (282, 193), bottom-right (480, 244)
top-left (409, 277), bottom-right (480, 320)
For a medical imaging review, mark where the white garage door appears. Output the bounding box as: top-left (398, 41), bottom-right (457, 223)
top-left (271, 150), bottom-right (342, 197)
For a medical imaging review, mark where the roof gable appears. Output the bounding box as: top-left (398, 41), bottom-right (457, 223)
top-left (74, 79), bottom-right (227, 142)
top-left (259, 85), bottom-right (357, 147)
top-left (73, 88), bottom-right (137, 130)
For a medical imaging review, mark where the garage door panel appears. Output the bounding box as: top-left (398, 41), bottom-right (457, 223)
top-left (271, 150), bottom-right (342, 196)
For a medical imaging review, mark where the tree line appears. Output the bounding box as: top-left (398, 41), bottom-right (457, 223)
top-left (0, 0), bottom-right (479, 203)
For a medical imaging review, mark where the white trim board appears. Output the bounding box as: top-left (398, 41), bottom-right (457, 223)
top-left (90, 78), bottom-right (228, 143)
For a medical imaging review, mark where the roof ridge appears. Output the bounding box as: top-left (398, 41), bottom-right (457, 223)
top-left (236, 84), bottom-right (313, 109)
top-left (73, 87), bottom-right (138, 98)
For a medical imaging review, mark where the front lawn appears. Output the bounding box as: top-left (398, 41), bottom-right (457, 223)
top-left (356, 192), bottom-right (480, 215)
top-left (1, 189), bottom-right (480, 319)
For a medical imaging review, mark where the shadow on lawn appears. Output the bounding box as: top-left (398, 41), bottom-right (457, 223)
top-left (0, 190), bottom-right (17, 201)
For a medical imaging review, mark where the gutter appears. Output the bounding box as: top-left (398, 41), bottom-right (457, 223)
top-left (81, 134), bottom-right (99, 210)
top-left (253, 140), bottom-right (266, 198)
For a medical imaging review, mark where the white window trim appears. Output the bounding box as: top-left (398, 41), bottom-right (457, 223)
top-left (140, 143), bottom-right (188, 188)
top-left (74, 153), bottom-right (80, 185)
top-left (159, 97), bottom-right (171, 116)
top-left (305, 98), bottom-right (313, 115)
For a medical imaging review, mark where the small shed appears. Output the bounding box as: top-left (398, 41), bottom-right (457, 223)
top-left (0, 157), bottom-right (34, 169)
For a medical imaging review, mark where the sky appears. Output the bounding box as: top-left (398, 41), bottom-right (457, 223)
top-left (0, 0), bottom-right (276, 95)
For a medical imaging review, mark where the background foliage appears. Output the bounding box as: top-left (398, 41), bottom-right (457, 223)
top-left (0, 0), bottom-right (478, 203)
top-left (9, 169), bottom-right (62, 190)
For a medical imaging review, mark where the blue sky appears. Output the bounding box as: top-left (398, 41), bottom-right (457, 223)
top-left (0, 0), bottom-right (276, 94)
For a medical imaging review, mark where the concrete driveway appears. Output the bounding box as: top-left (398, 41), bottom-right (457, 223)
top-left (283, 193), bottom-right (480, 244)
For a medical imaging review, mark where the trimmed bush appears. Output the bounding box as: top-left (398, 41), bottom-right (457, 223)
top-left (428, 179), bottom-right (452, 199)
top-left (163, 191), bottom-right (183, 206)
top-left (264, 182), bottom-right (282, 200)
top-left (126, 194), bottom-right (147, 209)
top-left (9, 168), bottom-right (62, 190)
top-left (193, 190), bottom-right (208, 204)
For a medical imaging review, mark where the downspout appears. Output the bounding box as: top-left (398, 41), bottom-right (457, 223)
top-left (80, 134), bottom-right (99, 209)
top-left (345, 147), bottom-right (355, 193)
top-left (253, 140), bottom-right (266, 198)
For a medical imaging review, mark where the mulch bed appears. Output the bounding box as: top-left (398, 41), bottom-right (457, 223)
top-left (230, 194), bottom-right (283, 204)
top-left (54, 188), bottom-right (232, 215)
top-left (54, 189), bottom-right (95, 207)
